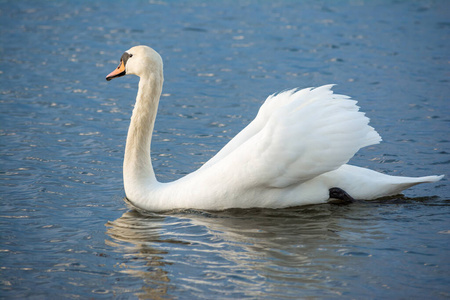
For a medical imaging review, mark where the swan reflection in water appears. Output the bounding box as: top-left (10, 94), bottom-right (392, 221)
top-left (105, 210), bottom-right (181, 298)
top-left (105, 201), bottom-right (389, 298)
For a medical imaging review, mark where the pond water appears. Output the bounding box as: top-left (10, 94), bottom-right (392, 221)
top-left (1, 0), bottom-right (449, 299)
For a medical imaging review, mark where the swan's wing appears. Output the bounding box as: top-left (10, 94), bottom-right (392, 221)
top-left (203, 85), bottom-right (381, 189)
top-left (202, 86), bottom-right (313, 168)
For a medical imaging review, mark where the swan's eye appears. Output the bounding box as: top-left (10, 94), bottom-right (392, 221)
top-left (129, 54), bottom-right (133, 58)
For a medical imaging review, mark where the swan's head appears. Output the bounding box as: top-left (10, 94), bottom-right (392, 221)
top-left (106, 45), bottom-right (163, 81)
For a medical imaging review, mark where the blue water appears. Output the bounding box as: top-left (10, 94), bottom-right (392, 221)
top-left (1, 0), bottom-right (449, 299)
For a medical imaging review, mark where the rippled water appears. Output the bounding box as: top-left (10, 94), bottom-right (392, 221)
top-left (1, 0), bottom-right (449, 299)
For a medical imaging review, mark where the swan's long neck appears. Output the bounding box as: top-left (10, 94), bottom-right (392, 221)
top-left (123, 73), bottom-right (163, 193)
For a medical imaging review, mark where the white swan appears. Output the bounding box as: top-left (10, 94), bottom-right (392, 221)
top-left (106, 45), bottom-right (443, 212)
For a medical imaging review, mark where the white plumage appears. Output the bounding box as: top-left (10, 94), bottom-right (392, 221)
top-left (106, 45), bottom-right (443, 212)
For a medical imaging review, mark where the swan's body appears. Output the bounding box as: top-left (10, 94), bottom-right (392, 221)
top-left (106, 45), bottom-right (443, 212)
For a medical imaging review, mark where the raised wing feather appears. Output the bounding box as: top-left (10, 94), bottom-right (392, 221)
top-left (202, 86), bottom-right (319, 169)
top-left (201, 85), bottom-right (381, 190)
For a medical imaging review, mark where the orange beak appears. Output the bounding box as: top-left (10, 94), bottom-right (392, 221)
top-left (106, 60), bottom-right (126, 81)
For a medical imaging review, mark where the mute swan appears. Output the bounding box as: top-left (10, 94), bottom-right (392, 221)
top-left (106, 45), bottom-right (443, 212)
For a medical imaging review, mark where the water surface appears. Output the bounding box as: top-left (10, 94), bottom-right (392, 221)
top-left (1, 1), bottom-right (449, 299)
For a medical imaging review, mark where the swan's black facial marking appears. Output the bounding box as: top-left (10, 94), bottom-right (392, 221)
top-left (121, 52), bottom-right (132, 67)
top-left (106, 52), bottom-right (132, 81)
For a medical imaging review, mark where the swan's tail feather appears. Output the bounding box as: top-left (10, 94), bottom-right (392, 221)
top-left (381, 174), bottom-right (443, 198)
top-left (391, 174), bottom-right (444, 190)
top-left (332, 166), bottom-right (444, 200)
top-left (416, 175), bottom-right (444, 183)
